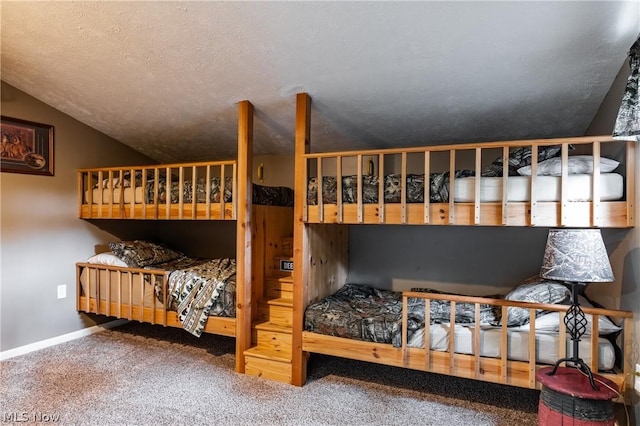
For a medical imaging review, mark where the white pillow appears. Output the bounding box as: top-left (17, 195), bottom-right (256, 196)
top-left (86, 251), bottom-right (128, 267)
top-left (511, 296), bottom-right (622, 335)
top-left (517, 155), bottom-right (619, 176)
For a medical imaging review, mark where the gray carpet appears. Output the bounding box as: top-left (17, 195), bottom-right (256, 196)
top-left (1, 322), bottom-right (539, 425)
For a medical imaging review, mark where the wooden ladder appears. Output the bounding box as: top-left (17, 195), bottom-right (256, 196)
top-left (244, 237), bottom-right (294, 383)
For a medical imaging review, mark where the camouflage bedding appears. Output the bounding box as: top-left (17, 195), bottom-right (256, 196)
top-left (95, 172), bottom-right (293, 206)
top-left (306, 170), bottom-right (475, 205)
top-left (150, 257), bottom-right (236, 337)
top-left (303, 283), bottom-right (500, 347)
top-left (148, 178), bottom-right (294, 206)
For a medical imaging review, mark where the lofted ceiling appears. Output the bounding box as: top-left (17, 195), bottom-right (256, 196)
top-left (1, 1), bottom-right (639, 163)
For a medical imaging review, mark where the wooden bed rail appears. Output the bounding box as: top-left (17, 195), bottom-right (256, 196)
top-left (300, 136), bottom-right (635, 227)
top-left (75, 262), bottom-right (236, 337)
top-left (77, 160), bottom-right (238, 220)
top-left (400, 291), bottom-right (634, 399)
top-left (76, 262), bottom-right (171, 325)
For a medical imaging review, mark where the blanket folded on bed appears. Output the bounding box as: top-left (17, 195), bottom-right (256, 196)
top-left (167, 258), bottom-right (236, 337)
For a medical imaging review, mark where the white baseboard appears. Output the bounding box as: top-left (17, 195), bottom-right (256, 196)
top-left (0, 319), bottom-right (129, 361)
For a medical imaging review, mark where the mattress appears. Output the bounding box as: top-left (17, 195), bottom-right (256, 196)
top-left (407, 324), bottom-right (616, 371)
top-left (453, 173), bottom-right (623, 202)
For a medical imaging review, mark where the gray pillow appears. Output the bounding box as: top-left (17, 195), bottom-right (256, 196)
top-left (108, 240), bottom-right (184, 268)
top-left (504, 280), bottom-right (571, 326)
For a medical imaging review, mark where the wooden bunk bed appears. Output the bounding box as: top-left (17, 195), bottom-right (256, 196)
top-left (291, 92), bottom-right (635, 402)
top-left (76, 101), bottom-right (294, 375)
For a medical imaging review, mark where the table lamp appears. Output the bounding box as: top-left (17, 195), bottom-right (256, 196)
top-left (539, 228), bottom-right (614, 389)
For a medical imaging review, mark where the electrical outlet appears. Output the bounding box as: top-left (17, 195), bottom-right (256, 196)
top-left (635, 363), bottom-right (640, 394)
top-left (57, 285), bottom-right (66, 299)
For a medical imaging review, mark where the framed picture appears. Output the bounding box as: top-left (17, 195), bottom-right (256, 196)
top-left (1, 116), bottom-right (54, 176)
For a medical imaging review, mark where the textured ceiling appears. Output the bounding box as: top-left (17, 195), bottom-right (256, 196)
top-left (1, 1), bottom-right (639, 163)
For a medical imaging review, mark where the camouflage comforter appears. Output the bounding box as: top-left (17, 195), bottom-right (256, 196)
top-left (304, 283), bottom-right (500, 347)
top-left (306, 170), bottom-right (475, 205)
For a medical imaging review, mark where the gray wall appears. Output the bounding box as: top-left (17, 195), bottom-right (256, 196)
top-left (0, 81), bottom-right (156, 351)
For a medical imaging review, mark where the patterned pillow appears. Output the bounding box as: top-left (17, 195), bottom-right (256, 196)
top-left (108, 240), bottom-right (184, 268)
top-left (504, 278), bottom-right (571, 326)
top-left (481, 145), bottom-right (566, 177)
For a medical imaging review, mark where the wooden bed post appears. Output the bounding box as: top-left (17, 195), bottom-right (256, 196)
top-left (292, 92), bottom-right (311, 386)
top-left (235, 100), bottom-right (253, 374)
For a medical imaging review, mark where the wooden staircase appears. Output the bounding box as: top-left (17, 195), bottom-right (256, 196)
top-left (244, 237), bottom-right (294, 383)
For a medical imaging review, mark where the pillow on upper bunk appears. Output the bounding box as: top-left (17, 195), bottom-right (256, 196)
top-left (86, 251), bottom-right (128, 267)
top-left (108, 240), bottom-right (185, 268)
top-left (503, 278), bottom-right (571, 326)
top-left (481, 145), bottom-right (566, 177)
top-left (516, 155), bottom-right (620, 176)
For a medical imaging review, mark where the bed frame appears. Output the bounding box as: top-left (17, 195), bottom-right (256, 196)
top-left (76, 101), bottom-right (294, 376)
top-left (291, 93), bottom-right (635, 402)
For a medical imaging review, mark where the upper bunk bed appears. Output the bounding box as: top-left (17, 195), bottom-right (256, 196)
top-left (75, 100), bottom-right (294, 375)
top-left (294, 95), bottom-right (635, 228)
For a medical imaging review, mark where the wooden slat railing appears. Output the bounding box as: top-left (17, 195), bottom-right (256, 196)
top-left (301, 136), bottom-right (635, 227)
top-left (77, 160), bottom-right (237, 220)
top-left (400, 291), bottom-right (633, 396)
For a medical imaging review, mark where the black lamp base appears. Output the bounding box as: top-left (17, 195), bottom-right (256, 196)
top-left (545, 282), bottom-right (598, 390)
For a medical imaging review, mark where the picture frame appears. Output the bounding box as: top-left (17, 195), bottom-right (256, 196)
top-left (1, 116), bottom-right (54, 176)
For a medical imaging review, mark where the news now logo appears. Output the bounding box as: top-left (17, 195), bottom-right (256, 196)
top-left (3, 412), bottom-right (60, 423)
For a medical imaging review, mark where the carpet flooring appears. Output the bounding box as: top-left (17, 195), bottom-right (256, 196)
top-left (0, 322), bottom-right (541, 425)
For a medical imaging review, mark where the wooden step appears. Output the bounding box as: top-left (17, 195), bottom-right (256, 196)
top-left (254, 321), bottom-right (292, 334)
top-left (252, 321), bottom-right (292, 354)
top-left (245, 346), bottom-right (292, 362)
top-left (257, 299), bottom-right (293, 327)
top-left (264, 276), bottom-right (293, 299)
top-left (244, 347), bottom-right (292, 384)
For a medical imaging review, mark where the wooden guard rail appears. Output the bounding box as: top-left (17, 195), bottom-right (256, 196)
top-left (77, 160), bottom-right (237, 220)
top-left (400, 291), bottom-right (634, 396)
top-left (302, 136), bottom-right (635, 227)
top-left (75, 263), bottom-right (236, 337)
top-left (76, 263), bottom-right (171, 325)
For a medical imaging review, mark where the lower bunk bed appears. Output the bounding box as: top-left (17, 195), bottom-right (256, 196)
top-left (301, 281), bottom-right (634, 401)
top-left (77, 247), bottom-right (238, 337)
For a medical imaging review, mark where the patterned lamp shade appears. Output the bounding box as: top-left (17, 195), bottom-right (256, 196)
top-left (540, 229), bottom-right (614, 283)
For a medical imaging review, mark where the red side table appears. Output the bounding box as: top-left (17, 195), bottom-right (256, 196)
top-left (536, 367), bottom-right (619, 426)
